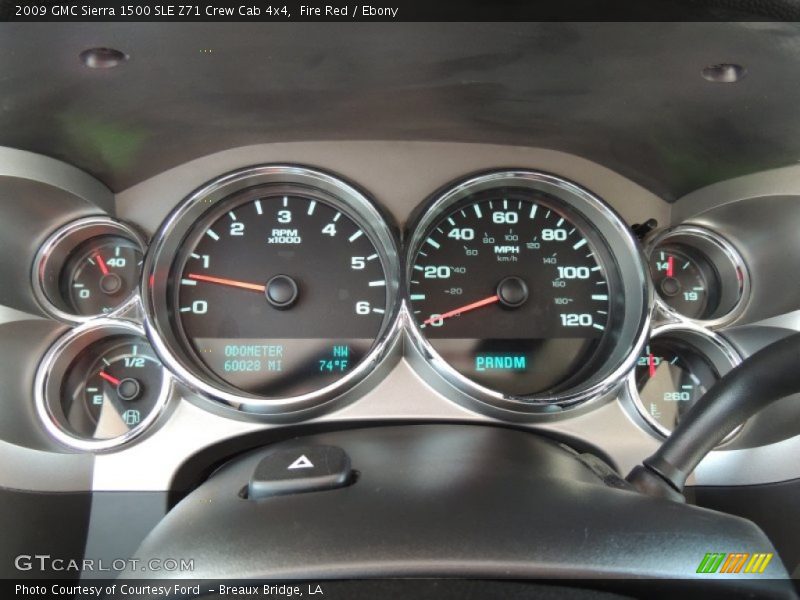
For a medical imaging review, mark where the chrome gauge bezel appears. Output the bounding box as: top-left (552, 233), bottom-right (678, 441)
top-left (34, 319), bottom-right (173, 452)
top-left (142, 165), bottom-right (403, 417)
top-left (625, 322), bottom-right (743, 443)
top-left (31, 216), bottom-right (147, 324)
top-left (404, 170), bottom-right (652, 416)
top-left (646, 225), bottom-right (750, 329)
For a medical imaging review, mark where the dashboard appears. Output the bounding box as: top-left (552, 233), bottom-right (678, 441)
top-left (2, 140), bottom-right (800, 499)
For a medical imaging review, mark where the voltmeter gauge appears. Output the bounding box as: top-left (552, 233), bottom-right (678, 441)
top-left (35, 321), bottom-right (171, 451)
top-left (649, 247), bottom-right (717, 320)
top-left (647, 227), bottom-right (749, 327)
top-left (628, 325), bottom-right (742, 441)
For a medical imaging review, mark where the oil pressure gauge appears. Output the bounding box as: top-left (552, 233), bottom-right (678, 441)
top-left (33, 216), bottom-right (146, 323)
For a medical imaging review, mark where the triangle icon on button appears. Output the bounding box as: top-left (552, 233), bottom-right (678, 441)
top-left (287, 454), bottom-right (314, 470)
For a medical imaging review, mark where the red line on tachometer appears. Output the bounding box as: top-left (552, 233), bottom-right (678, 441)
top-left (186, 273), bottom-right (266, 292)
top-left (423, 294), bottom-right (500, 326)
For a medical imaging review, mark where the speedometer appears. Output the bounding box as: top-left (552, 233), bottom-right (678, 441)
top-left (143, 166), bottom-right (401, 416)
top-left (406, 171), bottom-right (650, 413)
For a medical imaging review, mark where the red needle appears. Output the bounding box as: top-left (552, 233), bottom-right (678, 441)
top-left (187, 273), bottom-right (266, 292)
top-left (98, 371), bottom-right (121, 386)
top-left (423, 294), bottom-right (500, 326)
top-left (666, 255), bottom-right (674, 278)
top-left (95, 254), bottom-right (109, 276)
top-left (648, 353), bottom-right (656, 378)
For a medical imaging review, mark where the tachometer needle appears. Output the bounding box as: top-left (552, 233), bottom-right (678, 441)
top-left (422, 294), bottom-right (500, 326)
top-left (666, 255), bottom-right (674, 278)
top-left (95, 254), bottom-right (109, 276)
top-left (648, 353), bottom-right (656, 378)
top-left (98, 371), bottom-right (121, 386)
top-left (186, 273), bottom-right (266, 292)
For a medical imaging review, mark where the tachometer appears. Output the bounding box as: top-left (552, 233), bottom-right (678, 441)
top-left (143, 166), bottom-right (401, 416)
top-left (406, 171), bottom-right (650, 413)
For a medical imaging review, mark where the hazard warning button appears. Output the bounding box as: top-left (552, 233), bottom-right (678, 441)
top-left (248, 445), bottom-right (352, 500)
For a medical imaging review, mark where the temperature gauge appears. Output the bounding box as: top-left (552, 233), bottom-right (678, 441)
top-left (629, 325), bottom-right (742, 441)
top-left (36, 322), bottom-right (171, 451)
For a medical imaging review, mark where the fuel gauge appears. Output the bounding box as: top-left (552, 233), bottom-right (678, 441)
top-left (35, 321), bottom-right (171, 451)
top-left (65, 337), bottom-right (163, 437)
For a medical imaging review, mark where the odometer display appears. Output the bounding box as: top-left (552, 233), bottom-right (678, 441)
top-left (171, 190), bottom-right (389, 398)
top-left (408, 182), bottom-right (622, 398)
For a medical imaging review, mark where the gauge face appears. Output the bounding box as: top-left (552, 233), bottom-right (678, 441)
top-left (408, 188), bottom-right (617, 396)
top-left (649, 245), bottom-right (719, 319)
top-left (60, 336), bottom-right (165, 441)
top-left (171, 191), bottom-right (389, 397)
top-left (634, 338), bottom-right (718, 434)
top-left (60, 236), bottom-right (144, 316)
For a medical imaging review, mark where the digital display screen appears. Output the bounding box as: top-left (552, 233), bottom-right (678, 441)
top-left (193, 338), bottom-right (372, 397)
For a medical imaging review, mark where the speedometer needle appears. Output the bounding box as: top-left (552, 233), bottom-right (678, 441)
top-left (422, 294), bottom-right (500, 326)
top-left (186, 273), bottom-right (266, 292)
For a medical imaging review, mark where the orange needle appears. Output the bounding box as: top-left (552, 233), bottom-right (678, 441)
top-left (98, 371), bottom-right (121, 386)
top-left (95, 254), bottom-right (109, 276)
top-left (423, 294), bottom-right (500, 326)
top-left (186, 273), bottom-right (266, 292)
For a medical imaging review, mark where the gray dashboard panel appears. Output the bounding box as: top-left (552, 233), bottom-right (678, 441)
top-left (3, 23), bottom-right (800, 202)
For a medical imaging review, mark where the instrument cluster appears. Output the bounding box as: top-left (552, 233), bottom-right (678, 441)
top-left (30, 164), bottom-right (752, 452)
